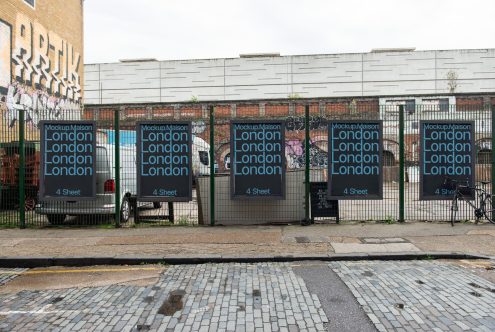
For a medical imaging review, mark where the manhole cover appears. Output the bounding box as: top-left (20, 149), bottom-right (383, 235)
top-left (295, 237), bottom-right (311, 243)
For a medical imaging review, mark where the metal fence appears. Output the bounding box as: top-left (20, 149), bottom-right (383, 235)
top-left (0, 101), bottom-right (493, 228)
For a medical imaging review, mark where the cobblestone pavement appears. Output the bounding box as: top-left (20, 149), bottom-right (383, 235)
top-left (0, 263), bottom-right (328, 331)
top-left (0, 269), bottom-right (26, 287)
top-left (330, 261), bottom-right (495, 332)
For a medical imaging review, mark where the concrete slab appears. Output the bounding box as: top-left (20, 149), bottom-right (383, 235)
top-left (407, 234), bottom-right (495, 256)
top-left (331, 242), bottom-right (420, 254)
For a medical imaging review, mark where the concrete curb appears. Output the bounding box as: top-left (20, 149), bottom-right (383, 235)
top-left (0, 252), bottom-right (492, 268)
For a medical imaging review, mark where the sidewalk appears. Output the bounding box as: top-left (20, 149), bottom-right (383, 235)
top-left (0, 222), bottom-right (494, 265)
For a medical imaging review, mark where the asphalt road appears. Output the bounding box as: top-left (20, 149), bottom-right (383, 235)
top-left (292, 261), bottom-right (376, 332)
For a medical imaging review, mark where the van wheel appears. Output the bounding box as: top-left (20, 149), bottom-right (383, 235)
top-left (153, 202), bottom-right (162, 209)
top-left (47, 214), bottom-right (66, 225)
top-left (120, 197), bottom-right (130, 223)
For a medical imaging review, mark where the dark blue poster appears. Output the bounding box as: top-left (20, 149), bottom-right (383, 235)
top-left (328, 120), bottom-right (383, 199)
top-left (420, 121), bottom-right (475, 200)
top-left (230, 120), bottom-right (285, 199)
top-left (137, 122), bottom-right (192, 201)
top-left (39, 121), bottom-right (96, 200)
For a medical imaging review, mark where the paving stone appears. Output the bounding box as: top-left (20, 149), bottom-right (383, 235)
top-left (330, 261), bottom-right (495, 332)
top-left (0, 263), bottom-right (327, 332)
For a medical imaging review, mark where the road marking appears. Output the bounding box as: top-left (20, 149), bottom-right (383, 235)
top-left (0, 304), bottom-right (115, 315)
top-left (0, 267), bottom-right (162, 276)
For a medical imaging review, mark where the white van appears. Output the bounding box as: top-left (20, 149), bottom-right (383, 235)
top-left (35, 138), bottom-right (213, 224)
top-left (35, 144), bottom-right (140, 224)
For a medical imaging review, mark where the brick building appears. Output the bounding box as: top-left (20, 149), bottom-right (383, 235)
top-left (0, 0), bottom-right (84, 139)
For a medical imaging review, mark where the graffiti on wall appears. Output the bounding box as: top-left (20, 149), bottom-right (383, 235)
top-left (3, 82), bottom-right (80, 128)
top-left (0, 13), bottom-right (82, 128)
top-left (285, 139), bottom-right (328, 169)
top-left (11, 13), bottom-right (81, 101)
top-left (192, 120), bottom-right (206, 134)
top-left (286, 116), bottom-right (327, 132)
top-left (0, 20), bottom-right (11, 95)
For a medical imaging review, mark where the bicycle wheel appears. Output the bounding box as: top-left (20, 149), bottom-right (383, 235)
top-left (483, 195), bottom-right (494, 224)
top-left (450, 195), bottom-right (458, 226)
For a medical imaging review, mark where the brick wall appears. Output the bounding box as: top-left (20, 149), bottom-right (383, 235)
top-left (456, 97), bottom-right (484, 111)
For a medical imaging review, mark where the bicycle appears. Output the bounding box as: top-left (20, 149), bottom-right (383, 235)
top-left (446, 177), bottom-right (494, 226)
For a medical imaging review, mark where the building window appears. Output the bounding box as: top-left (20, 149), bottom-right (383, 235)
top-left (477, 149), bottom-right (492, 164)
top-left (405, 100), bottom-right (415, 114)
top-left (24, 0), bottom-right (35, 8)
top-left (422, 98), bottom-right (449, 112)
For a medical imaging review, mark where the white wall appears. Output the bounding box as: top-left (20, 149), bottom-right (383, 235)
top-left (84, 49), bottom-right (495, 104)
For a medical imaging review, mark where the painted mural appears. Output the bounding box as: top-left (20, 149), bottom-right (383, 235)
top-left (0, 13), bottom-right (82, 132)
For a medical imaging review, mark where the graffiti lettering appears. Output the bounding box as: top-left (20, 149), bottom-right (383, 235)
top-left (192, 120), bottom-right (206, 134)
top-left (285, 116), bottom-right (327, 132)
top-left (4, 82), bottom-right (80, 128)
top-left (11, 13), bottom-right (81, 102)
top-left (0, 20), bottom-right (11, 95)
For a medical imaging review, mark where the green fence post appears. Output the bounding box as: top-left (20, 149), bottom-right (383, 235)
top-left (209, 106), bottom-right (215, 226)
top-left (114, 108), bottom-right (121, 228)
top-left (18, 109), bottom-right (26, 229)
top-left (398, 105), bottom-right (405, 222)
top-left (304, 105), bottom-right (310, 224)
top-left (492, 105), bottom-right (495, 199)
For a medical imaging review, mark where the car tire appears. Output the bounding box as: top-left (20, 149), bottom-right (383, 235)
top-left (47, 214), bottom-right (66, 225)
top-left (120, 197), bottom-right (130, 223)
top-left (153, 202), bottom-right (162, 209)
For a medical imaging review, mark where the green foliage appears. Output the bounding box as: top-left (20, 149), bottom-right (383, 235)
top-left (383, 215), bottom-right (396, 224)
top-left (287, 93), bottom-right (301, 99)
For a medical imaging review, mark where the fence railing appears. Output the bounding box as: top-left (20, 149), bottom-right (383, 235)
top-left (0, 102), bottom-right (493, 228)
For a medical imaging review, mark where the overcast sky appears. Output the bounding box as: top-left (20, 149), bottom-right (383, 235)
top-left (84, 0), bottom-right (495, 64)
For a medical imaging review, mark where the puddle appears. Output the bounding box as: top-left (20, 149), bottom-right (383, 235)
top-left (158, 290), bottom-right (186, 316)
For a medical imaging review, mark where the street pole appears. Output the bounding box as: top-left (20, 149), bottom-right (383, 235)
top-left (304, 105), bottom-right (310, 224)
top-left (19, 109), bottom-right (25, 229)
top-left (209, 106), bottom-right (215, 226)
top-left (114, 108), bottom-right (121, 228)
top-left (398, 105), bottom-right (405, 222)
